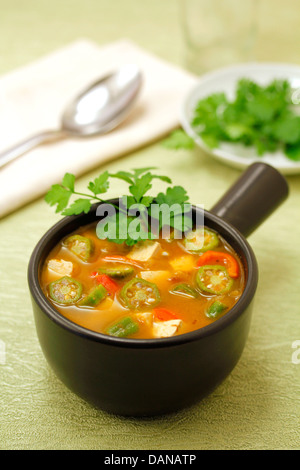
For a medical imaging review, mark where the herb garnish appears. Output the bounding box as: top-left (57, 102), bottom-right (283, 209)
top-left (164, 78), bottom-right (300, 161)
top-left (162, 129), bottom-right (195, 150)
top-left (45, 167), bottom-right (191, 246)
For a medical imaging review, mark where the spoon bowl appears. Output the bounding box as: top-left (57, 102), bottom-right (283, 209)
top-left (61, 64), bottom-right (142, 136)
top-left (0, 64), bottom-right (142, 168)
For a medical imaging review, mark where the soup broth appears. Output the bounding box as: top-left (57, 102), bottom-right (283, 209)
top-left (41, 223), bottom-right (245, 339)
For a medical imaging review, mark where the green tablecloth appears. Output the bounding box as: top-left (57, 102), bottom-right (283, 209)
top-left (0, 0), bottom-right (299, 450)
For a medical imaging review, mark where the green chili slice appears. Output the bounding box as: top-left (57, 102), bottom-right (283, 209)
top-left (49, 276), bottom-right (82, 305)
top-left (120, 277), bottom-right (161, 309)
top-left (206, 301), bottom-right (228, 318)
top-left (65, 234), bottom-right (94, 261)
top-left (183, 228), bottom-right (219, 253)
top-left (78, 284), bottom-right (107, 307)
top-left (106, 316), bottom-right (139, 338)
top-left (97, 266), bottom-right (134, 279)
top-left (196, 265), bottom-right (233, 295)
top-left (171, 283), bottom-right (199, 299)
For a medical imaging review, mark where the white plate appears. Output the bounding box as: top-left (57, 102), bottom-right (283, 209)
top-left (180, 62), bottom-right (300, 174)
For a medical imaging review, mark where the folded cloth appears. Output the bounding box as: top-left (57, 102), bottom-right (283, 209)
top-left (0, 38), bottom-right (197, 218)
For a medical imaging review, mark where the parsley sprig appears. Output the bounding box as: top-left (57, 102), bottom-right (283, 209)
top-left (45, 171), bottom-right (110, 215)
top-left (45, 167), bottom-right (190, 245)
top-left (163, 78), bottom-right (300, 161)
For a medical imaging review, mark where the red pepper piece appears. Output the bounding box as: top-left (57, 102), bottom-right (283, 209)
top-left (91, 272), bottom-right (119, 295)
top-left (153, 307), bottom-right (179, 322)
top-left (196, 251), bottom-right (239, 278)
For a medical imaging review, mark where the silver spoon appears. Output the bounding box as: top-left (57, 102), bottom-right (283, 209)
top-left (0, 64), bottom-right (142, 169)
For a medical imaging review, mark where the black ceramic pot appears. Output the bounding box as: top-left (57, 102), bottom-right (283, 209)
top-left (28, 162), bottom-right (288, 416)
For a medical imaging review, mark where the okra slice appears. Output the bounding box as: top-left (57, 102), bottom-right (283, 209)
top-left (120, 278), bottom-right (161, 309)
top-left (79, 284), bottom-right (107, 307)
top-left (171, 283), bottom-right (199, 299)
top-left (183, 228), bottom-right (219, 253)
top-left (97, 266), bottom-right (134, 279)
top-left (206, 301), bottom-right (228, 318)
top-left (106, 316), bottom-right (139, 338)
top-left (65, 235), bottom-right (94, 262)
top-left (196, 265), bottom-right (233, 295)
top-left (49, 276), bottom-right (82, 305)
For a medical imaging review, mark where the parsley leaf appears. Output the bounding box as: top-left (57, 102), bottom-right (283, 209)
top-left (156, 186), bottom-right (189, 206)
top-left (44, 184), bottom-right (72, 213)
top-left (45, 167), bottom-right (191, 246)
top-left (163, 78), bottom-right (300, 161)
top-left (272, 116), bottom-right (300, 144)
top-left (190, 78), bottom-right (300, 160)
top-left (62, 173), bottom-right (75, 192)
top-left (88, 171), bottom-right (110, 195)
top-left (129, 172), bottom-right (153, 202)
top-left (109, 171), bottom-right (134, 185)
top-left (111, 168), bottom-right (172, 204)
top-left (62, 198), bottom-right (92, 216)
top-left (285, 143), bottom-right (300, 161)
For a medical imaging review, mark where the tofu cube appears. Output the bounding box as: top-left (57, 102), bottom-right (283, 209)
top-left (47, 259), bottom-right (73, 276)
top-left (127, 241), bottom-right (161, 262)
top-left (140, 270), bottom-right (170, 283)
top-left (152, 319), bottom-right (182, 338)
top-left (134, 312), bottom-right (153, 327)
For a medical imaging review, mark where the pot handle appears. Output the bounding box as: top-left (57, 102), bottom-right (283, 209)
top-left (210, 162), bottom-right (289, 238)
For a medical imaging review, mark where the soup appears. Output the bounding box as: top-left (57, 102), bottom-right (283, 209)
top-left (41, 223), bottom-right (245, 339)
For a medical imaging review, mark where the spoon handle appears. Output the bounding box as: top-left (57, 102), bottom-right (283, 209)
top-left (0, 129), bottom-right (66, 169)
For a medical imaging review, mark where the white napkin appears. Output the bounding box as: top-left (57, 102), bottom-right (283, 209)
top-left (0, 38), bottom-right (197, 218)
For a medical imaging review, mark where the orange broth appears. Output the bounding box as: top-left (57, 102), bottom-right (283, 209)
top-left (41, 223), bottom-right (245, 339)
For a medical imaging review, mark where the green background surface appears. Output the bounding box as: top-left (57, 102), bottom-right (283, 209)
top-left (0, 0), bottom-right (299, 450)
